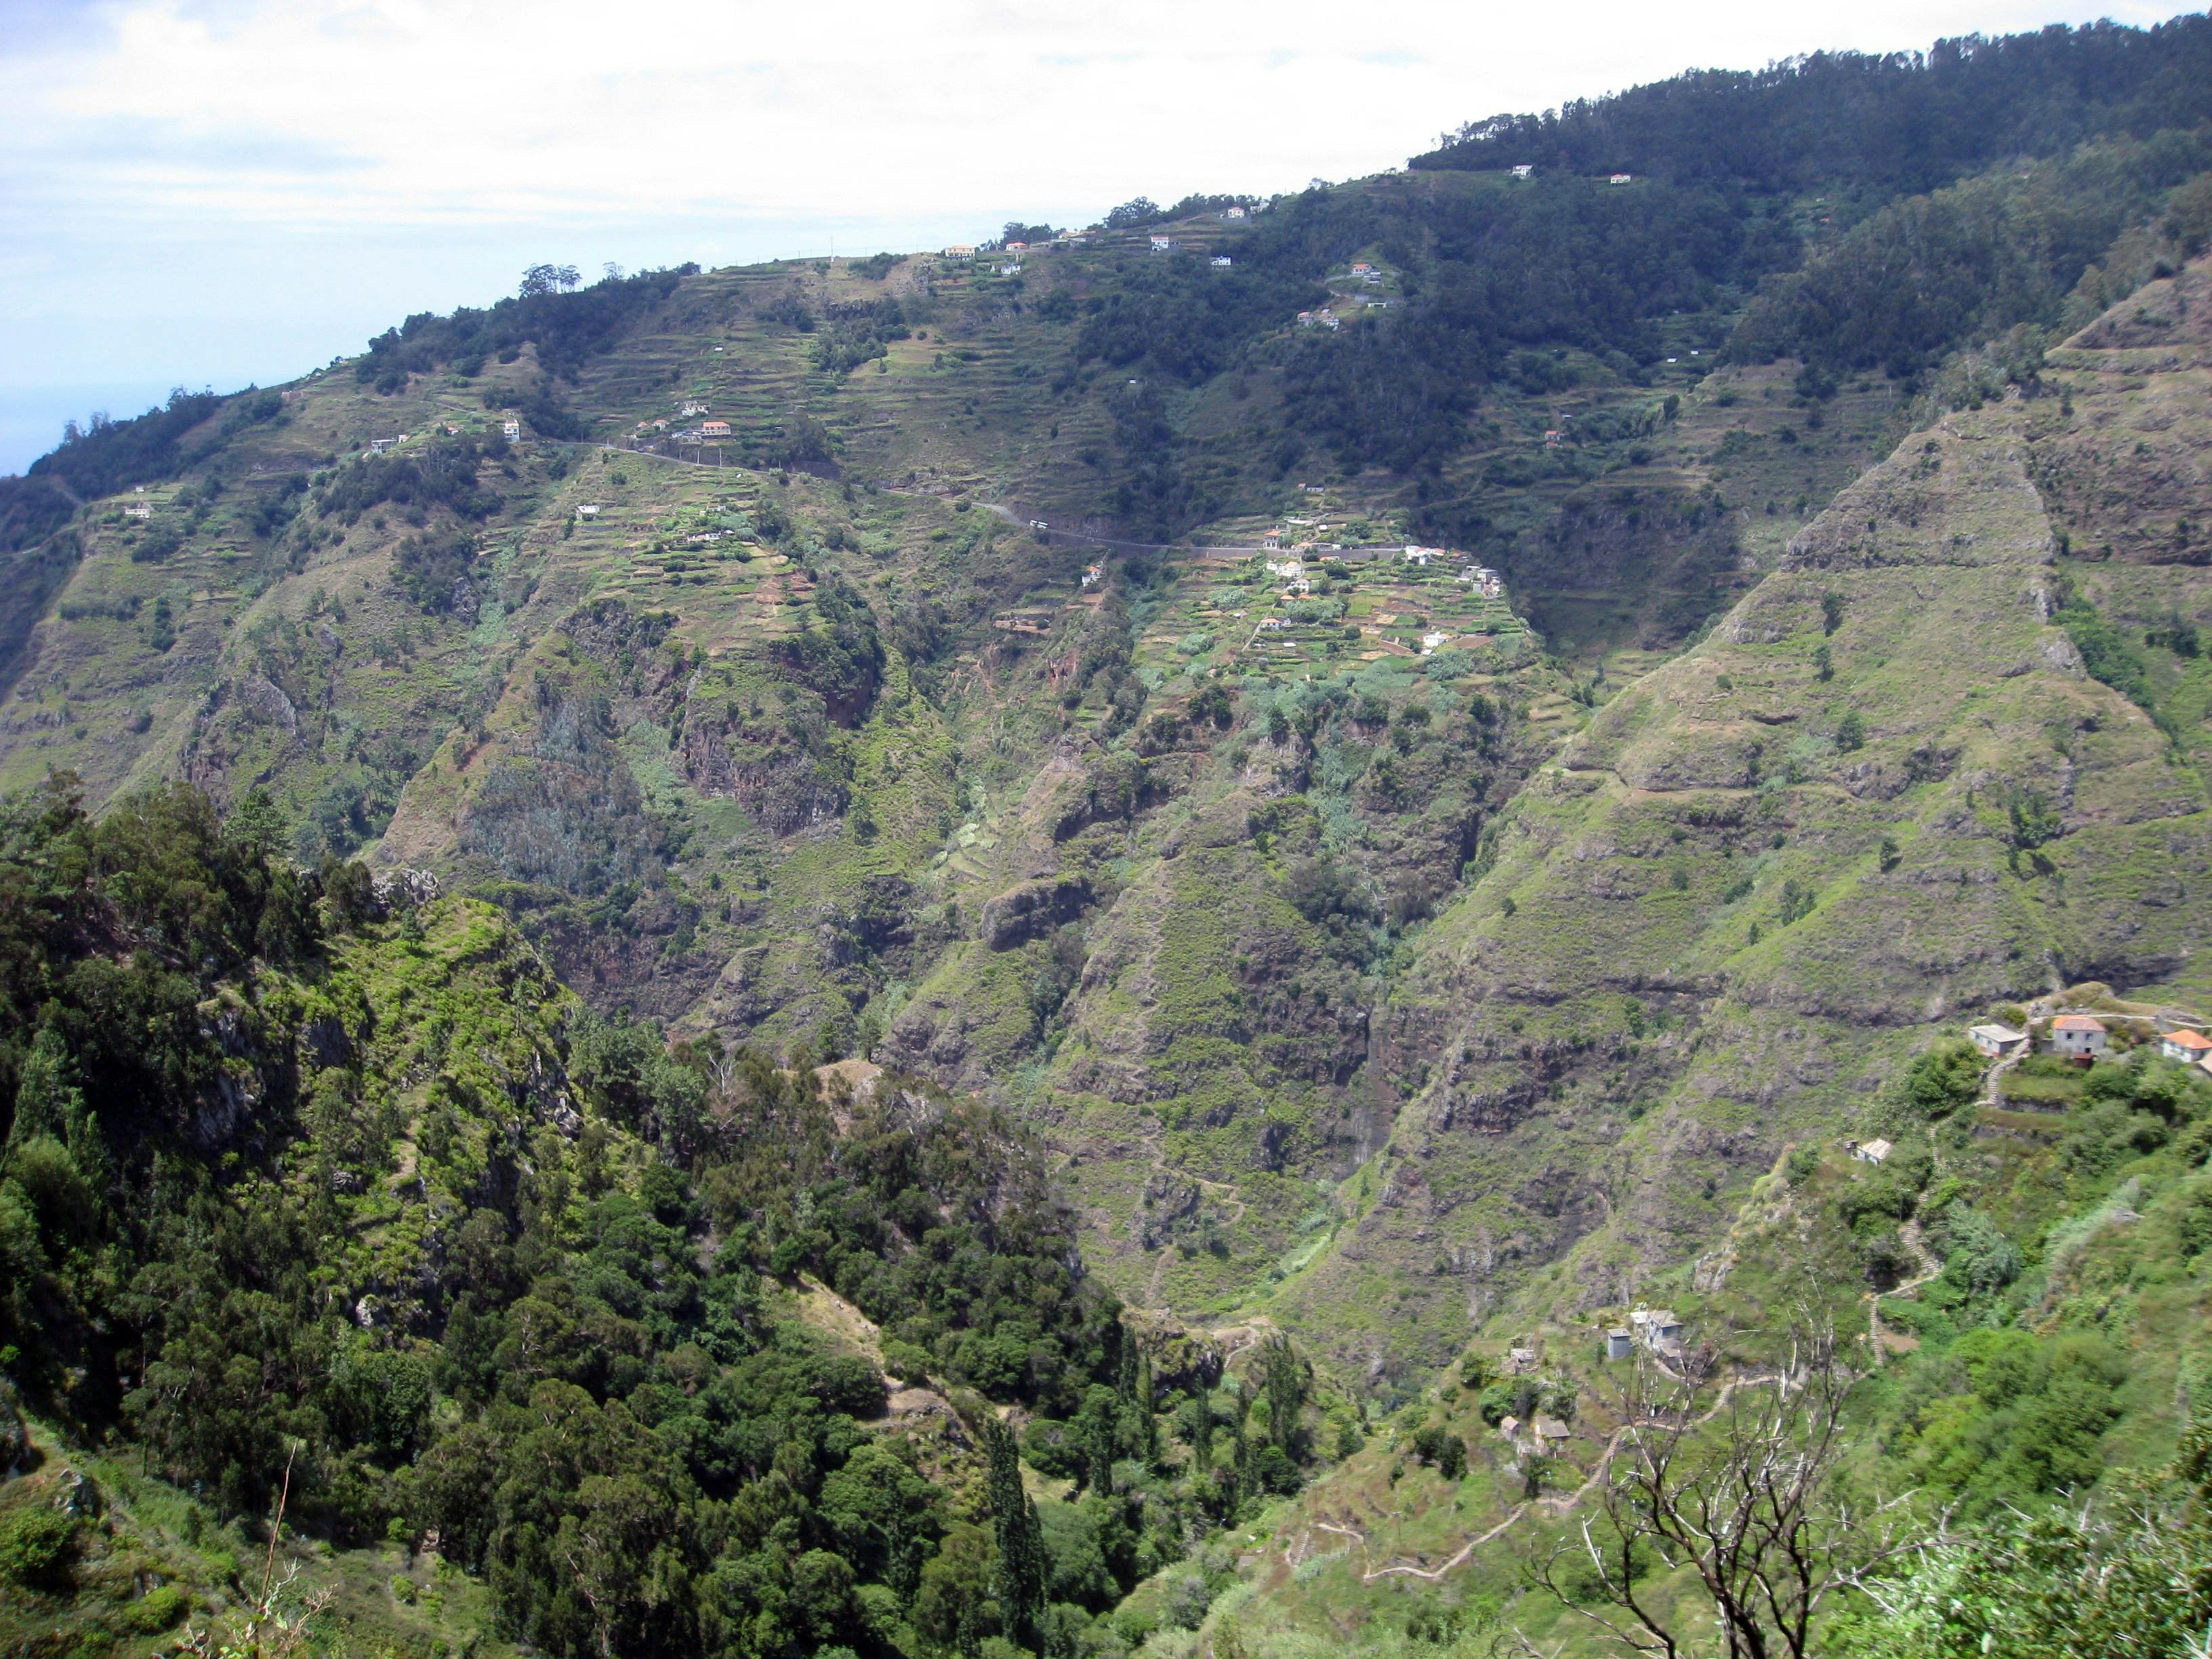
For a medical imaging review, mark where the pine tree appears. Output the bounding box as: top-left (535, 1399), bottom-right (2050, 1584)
top-left (1133, 1349), bottom-right (1157, 1462)
top-left (983, 1416), bottom-right (1046, 1651)
top-left (1260, 1334), bottom-right (1305, 1454)
top-left (1081, 1388), bottom-right (1117, 1495)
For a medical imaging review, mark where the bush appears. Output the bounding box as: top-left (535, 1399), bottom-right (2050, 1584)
top-left (0, 1504), bottom-right (75, 1587)
top-left (120, 1582), bottom-right (188, 1633)
top-left (1895, 1038), bottom-right (1982, 1120)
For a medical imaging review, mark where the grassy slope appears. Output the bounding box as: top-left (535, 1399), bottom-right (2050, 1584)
top-left (1156, 255), bottom-right (2212, 1644)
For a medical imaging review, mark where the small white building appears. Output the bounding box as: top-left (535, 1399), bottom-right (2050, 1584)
top-left (1262, 530), bottom-right (1283, 551)
top-left (1401, 546), bottom-right (1434, 567)
top-left (1258, 617), bottom-right (1286, 631)
top-left (575, 504), bottom-right (600, 519)
top-left (1969, 1022), bottom-right (2028, 1059)
top-left (501, 419), bottom-right (521, 441)
top-left (125, 501), bottom-right (152, 520)
top-left (2049, 1014), bottom-right (2108, 1060)
top-left (1265, 558), bottom-right (1304, 581)
top-left (1223, 205), bottom-right (1248, 220)
top-left (1510, 164), bottom-right (1534, 180)
top-left (1080, 564), bottom-right (1103, 588)
top-left (1606, 1328), bottom-right (1633, 1360)
top-left (2162, 1029), bottom-right (2212, 1063)
top-left (1629, 1309), bottom-right (1684, 1349)
top-left (1610, 172), bottom-right (1633, 185)
top-left (701, 420), bottom-right (733, 439)
top-left (998, 262), bottom-right (1023, 276)
top-left (369, 437), bottom-right (398, 454)
top-left (1421, 631), bottom-right (1450, 655)
top-left (1149, 234), bottom-right (1178, 253)
top-left (942, 244), bottom-right (976, 260)
top-left (680, 401), bottom-right (709, 417)
top-left (1210, 255), bottom-right (1233, 268)
top-left (1853, 1139), bottom-right (1893, 1166)
top-left (1005, 241), bottom-right (1029, 253)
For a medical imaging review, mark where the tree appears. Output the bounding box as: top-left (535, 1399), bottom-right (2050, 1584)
top-left (983, 1416), bottom-right (1046, 1651)
top-left (1104, 197), bottom-right (1163, 230)
top-left (1530, 1313), bottom-right (1933, 1659)
top-left (1258, 1334), bottom-right (1307, 1454)
top-left (520, 263), bottom-right (583, 298)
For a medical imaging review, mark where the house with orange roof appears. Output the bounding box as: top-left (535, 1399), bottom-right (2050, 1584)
top-left (2161, 1028), bottom-right (2212, 1063)
top-left (2049, 1013), bottom-right (2108, 1061)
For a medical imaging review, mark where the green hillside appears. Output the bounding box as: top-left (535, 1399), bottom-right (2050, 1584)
top-left (8, 12), bottom-right (2212, 1658)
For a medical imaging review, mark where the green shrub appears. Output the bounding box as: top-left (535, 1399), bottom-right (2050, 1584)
top-left (0, 1504), bottom-right (75, 1587)
top-left (121, 1583), bottom-right (188, 1633)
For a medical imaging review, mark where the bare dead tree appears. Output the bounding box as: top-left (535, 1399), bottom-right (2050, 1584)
top-left (1528, 1311), bottom-right (1937, 1658)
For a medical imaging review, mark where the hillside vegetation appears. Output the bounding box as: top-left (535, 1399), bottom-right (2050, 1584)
top-left (7, 11), bottom-right (2212, 1657)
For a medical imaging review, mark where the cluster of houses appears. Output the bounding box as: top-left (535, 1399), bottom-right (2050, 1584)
top-left (943, 230), bottom-right (1094, 261)
top-left (1968, 1011), bottom-right (2212, 1073)
top-left (1608, 1308), bottom-right (1685, 1359)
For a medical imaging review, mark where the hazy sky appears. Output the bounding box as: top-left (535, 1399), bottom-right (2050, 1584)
top-left (0, 0), bottom-right (2186, 472)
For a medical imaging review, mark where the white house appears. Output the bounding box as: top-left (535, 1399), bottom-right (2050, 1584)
top-left (1149, 235), bottom-right (1178, 253)
top-left (125, 501), bottom-right (152, 520)
top-left (368, 437), bottom-right (398, 454)
top-left (1210, 256), bottom-right (1233, 268)
top-left (1080, 564), bottom-right (1103, 588)
top-left (1510, 164), bottom-right (1534, 180)
top-left (942, 245), bottom-right (976, 260)
top-left (1401, 546), bottom-right (1435, 567)
top-left (1259, 617), bottom-right (1285, 631)
top-left (1629, 1309), bottom-right (1685, 1350)
top-left (2162, 1029), bottom-right (2212, 1063)
top-left (576, 504), bottom-right (600, 519)
top-left (1421, 631), bottom-right (1450, 655)
top-left (1223, 205), bottom-right (1249, 220)
top-left (1350, 262), bottom-right (1374, 276)
top-left (1005, 241), bottom-right (1029, 252)
top-left (501, 419), bottom-right (521, 441)
top-left (998, 262), bottom-right (1023, 275)
top-left (2049, 1014), bottom-right (2108, 1060)
top-left (701, 420), bottom-right (733, 439)
top-left (1610, 172), bottom-right (1633, 185)
top-left (1287, 577), bottom-right (1311, 596)
top-left (680, 401), bottom-right (709, 417)
top-left (1969, 1023), bottom-right (2028, 1059)
top-left (1264, 558), bottom-right (1304, 581)
top-left (1853, 1138), bottom-right (1893, 1165)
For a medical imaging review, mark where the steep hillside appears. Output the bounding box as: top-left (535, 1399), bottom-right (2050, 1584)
top-left (1254, 252), bottom-right (2212, 1381)
top-left (7, 18), bottom-right (2212, 1654)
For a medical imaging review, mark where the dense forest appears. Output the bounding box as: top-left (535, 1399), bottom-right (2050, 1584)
top-left (1414, 16), bottom-right (2212, 192)
top-left (0, 780), bottom-right (1328, 1658)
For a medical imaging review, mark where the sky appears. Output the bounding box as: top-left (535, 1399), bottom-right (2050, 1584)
top-left (0, 0), bottom-right (2190, 474)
